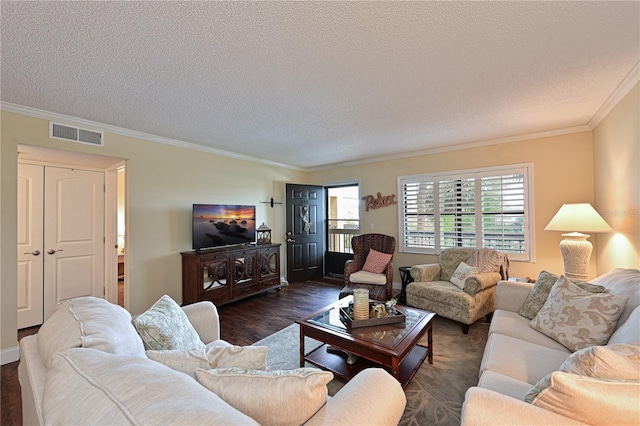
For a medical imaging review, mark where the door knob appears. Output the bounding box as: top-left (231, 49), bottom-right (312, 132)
top-left (48, 249), bottom-right (63, 255)
top-left (286, 238), bottom-right (295, 243)
top-left (23, 250), bottom-right (41, 256)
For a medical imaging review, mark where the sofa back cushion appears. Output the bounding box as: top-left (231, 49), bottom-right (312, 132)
top-left (439, 248), bottom-right (479, 282)
top-left (591, 268), bottom-right (640, 330)
top-left (37, 297), bottom-right (146, 368)
top-left (609, 306), bottom-right (640, 345)
top-left (43, 348), bottom-right (258, 425)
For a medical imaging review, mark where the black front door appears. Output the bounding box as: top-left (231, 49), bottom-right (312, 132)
top-left (285, 184), bottom-right (324, 283)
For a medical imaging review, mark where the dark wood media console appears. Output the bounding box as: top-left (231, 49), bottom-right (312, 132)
top-left (181, 243), bottom-right (281, 306)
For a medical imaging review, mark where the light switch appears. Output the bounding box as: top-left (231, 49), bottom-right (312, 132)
top-left (369, 223), bottom-right (374, 230)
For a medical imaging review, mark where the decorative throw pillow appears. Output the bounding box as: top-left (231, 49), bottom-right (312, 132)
top-left (450, 261), bottom-right (478, 290)
top-left (523, 371), bottom-right (640, 425)
top-left (361, 249), bottom-right (392, 274)
top-left (559, 343), bottom-right (640, 381)
top-left (133, 295), bottom-right (205, 350)
top-left (518, 270), bottom-right (605, 320)
top-left (529, 276), bottom-right (629, 351)
top-left (146, 345), bottom-right (269, 378)
top-left (196, 367), bottom-right (333, 426)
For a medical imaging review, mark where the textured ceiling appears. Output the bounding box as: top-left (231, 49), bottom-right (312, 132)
top-left (1, 1), bottom-right (638, 169)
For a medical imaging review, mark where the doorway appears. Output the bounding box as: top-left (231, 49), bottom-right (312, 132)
top-left (16, 145), bottom-right (126, 328)
top-left (285, 184), bottom-right (325, 283)
top-left (325, 184), bottom-right (360, 278)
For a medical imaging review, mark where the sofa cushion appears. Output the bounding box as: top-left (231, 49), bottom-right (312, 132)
top-left (488, 310), bottom-right (568, 351)
top-left (478, 370), bottom-right (534, 400)
top-left (361, 249), bottom-right (392, 274)
top-left (524, 371), bottom-right (640, 425)
top-left (196, 367), bottom-right (333, 426)
top-left (133, 294), bottom-right (205, 350)
top-left (591, 268), bottom-right (640, 330)
top-left (518, 270), bottom-right (604, 320)
top-left (37, 297), bottom-right (145, 368)
top-left (480, 333), bottom-right (570, 385)
top-left (43, 348), bottom-right (258, 425)
top-left (146, 345), bottom-right (269, 378)
top-left (560, 343), bottom-right (640, 381)
top-left (609, 306), bottom-right (640, 345)
top-left (530, 276), bottom-right (628, 352)
top-left (450, 261), bottom-right (478, 289)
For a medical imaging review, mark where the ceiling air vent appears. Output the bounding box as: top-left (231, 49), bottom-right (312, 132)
top-left (49, 122), bottom-right (104, 146)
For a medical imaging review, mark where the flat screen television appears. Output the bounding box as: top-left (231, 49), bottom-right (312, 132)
top-left (192, 204), bottom-right (256, 250)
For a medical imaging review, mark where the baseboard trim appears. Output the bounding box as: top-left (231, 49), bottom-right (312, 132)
top-left (1, 345), bottom-right (20, 365)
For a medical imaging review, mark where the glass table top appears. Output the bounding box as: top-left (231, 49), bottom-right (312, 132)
top-left (307, 298), bottom-right (429, 349)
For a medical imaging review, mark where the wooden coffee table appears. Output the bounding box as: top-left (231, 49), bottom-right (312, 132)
top-left (296, 296), bottom-right (435, 388)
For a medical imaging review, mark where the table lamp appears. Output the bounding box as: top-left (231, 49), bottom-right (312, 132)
top-left (544, 203), bottom-right (612, 280)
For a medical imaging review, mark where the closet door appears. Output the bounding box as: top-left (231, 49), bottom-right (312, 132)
top-left (17, 164), bottom-right (44, 329)
top-left (43, 167), bottom-right (105, 320)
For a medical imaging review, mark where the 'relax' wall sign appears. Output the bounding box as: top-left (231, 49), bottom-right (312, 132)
top-left (362, 192), bottom-right (397, 211)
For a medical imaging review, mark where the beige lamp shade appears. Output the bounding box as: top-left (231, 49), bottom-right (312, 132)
top-left (545, 203), bottom-right (612, 281)
top-left (544, 203), bottom-right (612, 234)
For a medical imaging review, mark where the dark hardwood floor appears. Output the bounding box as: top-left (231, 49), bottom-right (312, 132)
top-left (0, 279), bottom-right (342, 425)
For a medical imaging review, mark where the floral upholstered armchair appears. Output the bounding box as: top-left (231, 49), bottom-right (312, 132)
top-left (340, 233), bottom-right (396, 302)
top-left (406, 247), bottom-right (509, 334)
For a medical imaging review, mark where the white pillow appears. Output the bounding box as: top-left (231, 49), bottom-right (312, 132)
top-left (524, 371), bottom-right (640, 425)
top-left (195, 367), bottom-right (333, 426)
top-left (450, 262), bottom-right (478, 289)
top-left (560, 343), bottom-right (640, 381)
top-left (133, 295), bottom-right (205, 350)
top-left (146, 345), bottom-right (269, 378)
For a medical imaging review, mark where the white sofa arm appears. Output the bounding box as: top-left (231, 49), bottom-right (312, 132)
top-left (495, 280), bottom-right (534, 313)
top-left (181, 301), bottom-right (221, 344)
top-left (304, 368), bottom-right (406, 426)
top-left (461, 387), bottom-right (586, 425)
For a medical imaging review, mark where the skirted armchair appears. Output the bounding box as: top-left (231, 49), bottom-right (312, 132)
top-left (340, 233), bottom-right (396, 302)
top-left (406, 247), bottom-right (509, 334)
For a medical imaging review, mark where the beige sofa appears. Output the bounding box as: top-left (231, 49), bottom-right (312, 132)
top-left (19, 297), bottom-right (407, 425)
top-left (461, 268), bottom-right (640, 425)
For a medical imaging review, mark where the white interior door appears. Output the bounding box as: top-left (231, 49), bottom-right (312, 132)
top-left (44, 167), bottom-right (105, 320)
top-left (17, 164), bottom-right (44, 329)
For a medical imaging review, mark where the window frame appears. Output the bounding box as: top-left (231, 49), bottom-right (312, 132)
top-left (397, 163), bottom-right (535, 262)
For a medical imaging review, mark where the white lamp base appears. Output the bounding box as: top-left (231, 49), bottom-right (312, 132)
top-left (559, 232), bottom-right (592, 281)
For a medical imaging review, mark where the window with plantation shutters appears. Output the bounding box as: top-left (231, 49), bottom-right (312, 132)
top-left (398, 164), bottom-right (533, 261)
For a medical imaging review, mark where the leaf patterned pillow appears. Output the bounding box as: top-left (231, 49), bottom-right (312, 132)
top-left (529, 276), bottom-right (629, 352)
top-left (518, 270), bottom-right (605, 320)
top-left (133, 294), bottom-right (205, 350)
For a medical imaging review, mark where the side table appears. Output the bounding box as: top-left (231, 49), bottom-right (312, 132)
top-left (398, 266), bottom-right (414, 304)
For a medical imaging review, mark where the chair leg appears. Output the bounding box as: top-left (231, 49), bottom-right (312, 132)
top-left (461, 323), bottom-right (470, 334)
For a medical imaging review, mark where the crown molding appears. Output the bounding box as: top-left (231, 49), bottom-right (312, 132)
top-left (0, 102), bottom-right (303, 171)
top-left (589, 61), bottom-right (640, 129)
top-left (307, 125), bottom-right (592, 171)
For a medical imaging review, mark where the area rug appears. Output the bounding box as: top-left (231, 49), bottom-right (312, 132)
top-left (254, 316), bottom-right (489, 425)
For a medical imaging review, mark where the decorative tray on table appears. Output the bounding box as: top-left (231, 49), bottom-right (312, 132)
top-left (339, 304), bottom-right (406, 330)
